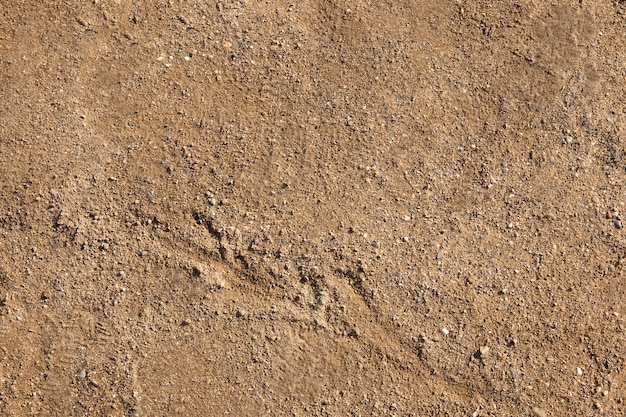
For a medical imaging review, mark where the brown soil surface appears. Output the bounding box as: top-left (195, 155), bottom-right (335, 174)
top-left (2, 1), bottom-right (626, 415)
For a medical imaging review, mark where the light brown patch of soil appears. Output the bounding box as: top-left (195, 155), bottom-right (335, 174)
top-left (1, 1), bottom-right (626, 415)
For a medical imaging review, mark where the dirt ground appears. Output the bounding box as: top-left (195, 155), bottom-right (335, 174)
top-left (1, 0), bottom-right (626, 415)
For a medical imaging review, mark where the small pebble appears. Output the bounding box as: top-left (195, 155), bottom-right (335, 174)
top-left (441, 328), bottom-right (449, 335)
top-left (77, 370), bottom-right (86, 379)
top-left (436, 250), bottom-right (444, 260)
top-left (577, 367), bottom-right (583, 375)
top-left (236, 309), bottom-right (246, 318)
top-left (532, 407), bottom-right (547, 417)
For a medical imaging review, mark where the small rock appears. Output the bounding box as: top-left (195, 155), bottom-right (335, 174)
top-left (436, 250), bottom-right (444, 260)
top-left (479, 346), bottom-right (490, 358)
top-left (236, 309), bottom-right (246, 318)
top-left (577, 367), bottom-right (583, 375)
top-left (77, 370), bottom-right (86, 379)
top-left (441, 328), bottom-right (449, 335)
top-left (401, 215), bottom-right (411, 222)
top-left (532, 407), bottom-right (547, 417)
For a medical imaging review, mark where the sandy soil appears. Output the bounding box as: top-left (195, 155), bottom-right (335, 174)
top-left (1, 1), bottom-right (626, 415)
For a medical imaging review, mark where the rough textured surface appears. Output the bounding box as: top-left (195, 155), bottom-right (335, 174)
top-left (1, 1), bottom-right (626, 415)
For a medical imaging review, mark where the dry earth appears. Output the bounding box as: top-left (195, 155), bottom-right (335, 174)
top-left (2, 0), bottom-right (626, 416)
